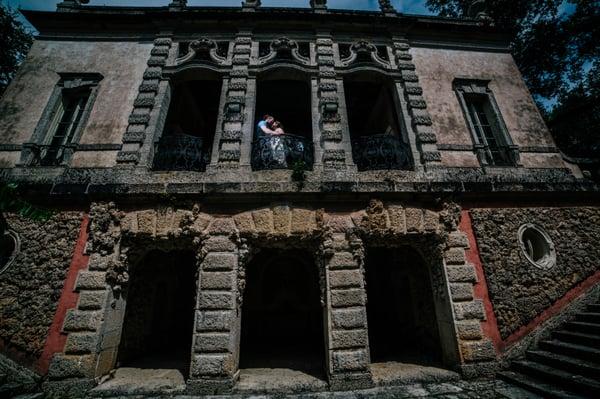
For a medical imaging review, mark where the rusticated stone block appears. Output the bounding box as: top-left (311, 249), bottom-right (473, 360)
top-left (194, 333), bottom-right (230, 353)
top-left (445, 248), bottom-right (466, 265)
top-left (456, 321), bottom-right (483, 340)
top-left (332, 349), bottom-right (369, 372)
top-left (77, 290), bottom-right (107, 310)
top-left (75, 271), bottom-right (106, 291)
top-left (204, 236), bottom-right (236, 252)
top-left (137, 210), bottom-right (157, 236)
top-left (64, 332), bottom-right (98, 354)
top-left (191, 213), bottom-right (211, 233)
top-left (233, 212), bottom-right (255, 234)
top-left (423, 210), bottom-right (439, 232)
top-left (252, 209), bottom-right (274, 234)
top-left (448, 231), bottom-right (470, 248)
top-left (196, 310), bottom-right (234, 332)
top-left (460, 339), bottom-right (497, 362)
top-left (120, 212), bottom-right (137, 234)
top-left (331, 308), bottom-right (367, 329)
top-left (202, 253), bottom-right (237, 271)
top-left (328, 252), bottom-right (357, 269)
top-left (200, 271), bottom-right (234, 290)
top-left (272, 205), bottom-right (291, 235)
top-left (191, 354), bottom-right (235, 377)
top-left (198, 292), bottom-right (234, 310)
top-left (446, 264), bottom-right (478, 283)
top-left (329, 270), bottom-right (363, 289)
top-left (387, 205), bottom-right (405, 233)
top-left (63, 310), bottom-right (102, 332)
top-left (331, 289), bottom-right (366, 308)
top-left (331, 329), bottom-right (368, 349)
top-left (450, 283), bottom-right (474, 301)
top-left (326, 215), bottom-right (354, 233)
top-left (48, 354), bottom-right (96, 379)
top-left (291, 208), bottom-right (317, 233)
top-left (405, 208), bottom-right (423, 232)
top-left (454, 300), bottom-right (486, 321)
top-left (207, 218), bottom-right (236, 235)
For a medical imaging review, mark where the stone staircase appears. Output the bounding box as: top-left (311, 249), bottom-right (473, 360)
top-left (498, 300), bottom-right (600, 398)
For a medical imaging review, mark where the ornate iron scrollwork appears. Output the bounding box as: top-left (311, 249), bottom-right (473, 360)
top-left (351, 134), bottom-right (411, 171)
top-left (152, 133), bottom-right (207, 171)
top-left (251, 134), bottom-right (314, 171)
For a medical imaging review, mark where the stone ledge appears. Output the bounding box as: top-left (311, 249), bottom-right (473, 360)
top-left (331, 307), bottom-right (367, 329)
top-left (196, 310), bottom-right (234, 332)
top-left (197, 291), bottom-right (235, 310)
top-left (332, 349), bottom-right (369, 372)
top-left (202, 253), bottom-right (238, 271)
top-left (75, 271), bottom-right (106, 291)
top-left (62, 310), bottom-right (102, 332)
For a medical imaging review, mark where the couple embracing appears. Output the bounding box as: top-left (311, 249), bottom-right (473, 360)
top-left (256, 114), bottom-right (286, 138)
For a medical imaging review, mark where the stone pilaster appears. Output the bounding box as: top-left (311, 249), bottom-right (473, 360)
top-left (316, 34), bottom-right (349, 170)
top-left (188, 218), bottom-right (240, 394)
top-left (324, 233), bottom-right (373, 390)
top-left (117, 37), bottom-right (173, 166)
top-left (392, 38), bottom-right (442, 169)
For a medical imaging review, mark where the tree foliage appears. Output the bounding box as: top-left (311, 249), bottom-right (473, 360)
top-left (426, 0), bottom-right (600, 159)
top-left (0, 4), bottom-right (32, 97)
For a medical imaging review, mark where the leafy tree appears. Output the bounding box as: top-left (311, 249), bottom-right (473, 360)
top-left (0, 4), bottom-right (33, 97)
top-left (425, 0), bottom-right (599, 161)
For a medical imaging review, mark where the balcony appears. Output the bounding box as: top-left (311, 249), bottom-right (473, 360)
top-left (153, 134), bottom-right (207, 172)
top-left (23, 143), bottom-right (76, 166)
top-left (351, 134), bottom-right (411, 171)
top-left (251, 134), bottom-right (314, 171)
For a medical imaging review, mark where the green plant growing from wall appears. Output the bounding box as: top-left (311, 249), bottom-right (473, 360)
top-left (0, 182), bottom-right (54, 222)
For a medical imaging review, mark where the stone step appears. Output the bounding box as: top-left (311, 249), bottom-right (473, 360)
top-left (512, 360), bottom-right (600, 397)
top-left (587, 304), bottom-right (600, 313)
top-left (575, 312), bottom-right (600, 324)
top-left (497, 371), bottom-right (584, 399)
top-left (552, 330), bottom-right (600, 347)
top-left (526, 350), bottom-right (600, 379)
top-left (539, 339), bottom-right (600, 363)
top-left (564, 321), bottom-right (600, 335)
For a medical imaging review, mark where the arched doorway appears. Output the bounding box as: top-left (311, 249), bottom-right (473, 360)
top-left (116, 250), bottom-right (196, 377)
top-left (239, 249), bottom-right (326, 381)
top-left (364, 246), bottom-right (445, 375)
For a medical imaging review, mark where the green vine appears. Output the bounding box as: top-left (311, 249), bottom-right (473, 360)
top-left (0, 182), bottom-right (53, 221)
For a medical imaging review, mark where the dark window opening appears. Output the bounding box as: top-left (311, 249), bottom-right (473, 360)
top-left (259, 42), bottom-right (271, 58)
top-left (376, 45), bottom-right (389, 62)
top-left (154, 79), bottom-right (222, 171)
top-left (117, 250), bottom-right (196, 377)
top-left (464, 94), bottom-right (512, 166)
top-left (252, 78), bottom-right (314, 170)
top-left (240, 249), bottom-right (325, 378)
top-left (339, 43), bottom-right (351, 60)
top-left (298, 42), bottom-right (310, 59)
top-left (344, 75), bottom-right (411, 170)
top-left (365, 247), bottom-right (443, 366)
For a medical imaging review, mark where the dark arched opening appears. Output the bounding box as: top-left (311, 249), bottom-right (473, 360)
top-left (365, 246), bottom-right (442, 366)
top-left (239, 249), bottom-right (325, 378)
top-left (117, 249), bottom-right (196, 377)
top-left (153, 71), bottom-right (222, 172)
top-left (252, 70), bottom-right (314, 171)
top-left (343, 72), bottom-right (412, 171)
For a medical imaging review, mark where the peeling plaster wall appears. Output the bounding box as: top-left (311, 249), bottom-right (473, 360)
top-left (470, 207), bottom-right (600, 339)
top-left (0, 212), bottom-right (82, 363)
top-left (0, 40), bottom-right (152, 147)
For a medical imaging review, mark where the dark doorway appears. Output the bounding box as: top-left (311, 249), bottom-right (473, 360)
top-left (117, 250), bottom-right (196, 377)
top-left (365, 246), bottom-right (442, 366)
top-left (240, 249), bottom-right (325, 378)
top-left (255, 79), bottom-right (312, 139)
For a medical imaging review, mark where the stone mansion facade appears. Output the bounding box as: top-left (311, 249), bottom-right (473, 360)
top-left (0, 0), bottom-right (599, 397)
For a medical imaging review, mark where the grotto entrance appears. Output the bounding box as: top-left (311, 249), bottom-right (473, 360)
top-left (115, 250), bottom-right (196, 378)
top-left (237, 249), bottom-right (327, 391)
top-left (364, 246), bottom-right (453, 384)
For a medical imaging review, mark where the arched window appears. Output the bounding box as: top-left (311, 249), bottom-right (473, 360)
top-left (153, 70), bottom-right (223, 172)
top-left (251, 68), bottom-right (314, 171)
top-left (344, 71), bottom-right (412, 171)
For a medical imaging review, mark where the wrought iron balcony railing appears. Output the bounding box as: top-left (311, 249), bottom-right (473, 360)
top-left (251, 134), bottom-right (314, 171)
top-left (152, 133), bottom-right (207, 172)
top-left (351, 134), bottom-right (412, 171)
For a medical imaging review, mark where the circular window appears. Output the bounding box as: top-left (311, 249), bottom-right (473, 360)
top-left (518, 224), bottom-right (556, 270)
top-left (0, 229), bottom-right (20, 275)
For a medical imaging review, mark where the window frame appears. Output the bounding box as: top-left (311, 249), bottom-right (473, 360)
top-left (454, 78), bottom-right (520, 167)
top-left (20, 72), bottom-right (103, 167)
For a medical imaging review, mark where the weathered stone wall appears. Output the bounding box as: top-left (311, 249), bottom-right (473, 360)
top-left (470, 207), bottom-right (600, 339)
top-left (0, 212), bottom-right (82, 363)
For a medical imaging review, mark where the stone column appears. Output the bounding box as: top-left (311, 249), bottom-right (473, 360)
top-left (391, 37), bottom-right (442, 169)
top-left (188, 218), bottom-right (240, 394)
top-left (323, 232), bottom-right (372, 390)
top-left (315, 33), bottom-right (354, 172)
top-left (117, 36), bottom-right (173, 166)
